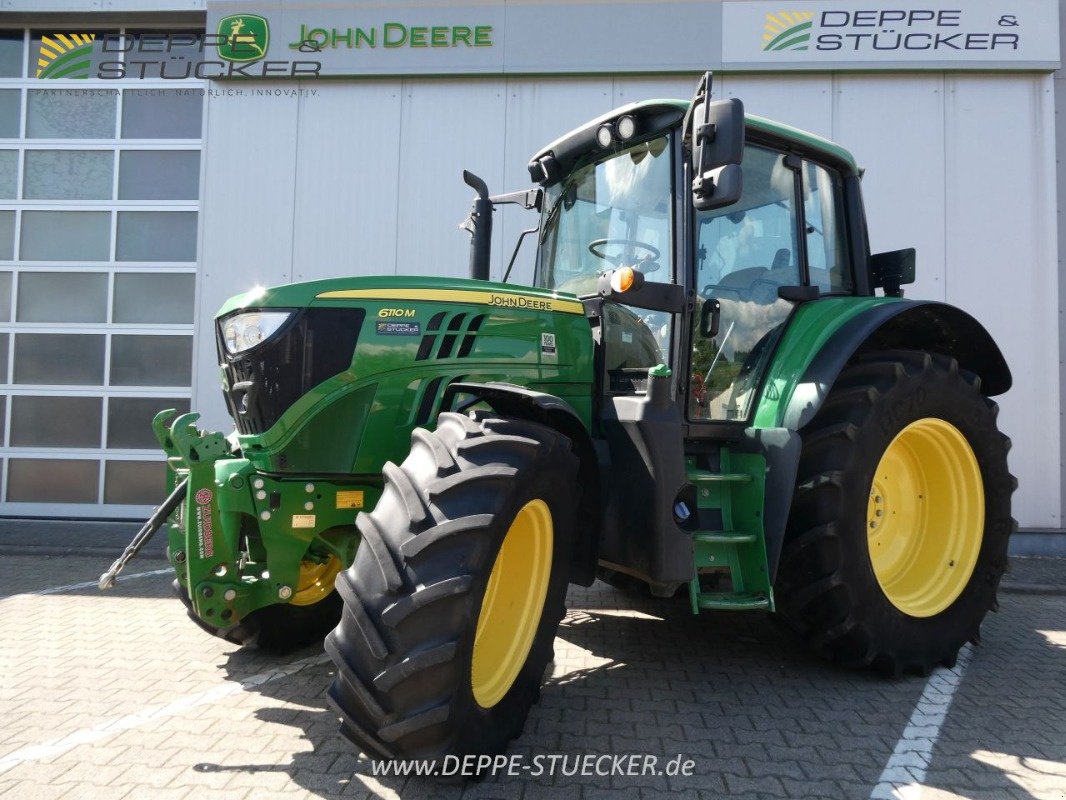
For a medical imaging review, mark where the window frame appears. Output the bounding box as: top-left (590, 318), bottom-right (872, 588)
top-left (798, 157), bottom-right (853, 296)
top-left (743, 128), bottom-right (859, 295)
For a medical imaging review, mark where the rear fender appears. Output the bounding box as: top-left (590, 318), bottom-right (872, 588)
top-left (781, 300), bottom-right (1011, 432)
top-left (755, 299), bottom-right (1010, 583)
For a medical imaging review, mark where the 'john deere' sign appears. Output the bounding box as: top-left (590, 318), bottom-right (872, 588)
top-left (289, 22), bottom-right (493, 50)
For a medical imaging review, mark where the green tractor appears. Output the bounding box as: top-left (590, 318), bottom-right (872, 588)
top-left (101, 73), bottom-right (1014, 763)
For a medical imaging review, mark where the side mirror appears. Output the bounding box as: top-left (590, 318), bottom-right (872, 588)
top-left (691, 99), bottom-right (745, 211)
top-left (686, 72), bottom-right (745, 212)
top-left (870, 248), bottom-right (916, 297)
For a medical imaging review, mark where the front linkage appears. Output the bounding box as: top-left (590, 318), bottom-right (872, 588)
top-left (103, 409), bottom-right (374, 646)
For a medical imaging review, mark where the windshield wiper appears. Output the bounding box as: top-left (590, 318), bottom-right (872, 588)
top-left (539, 183), bottom-right (572, 245)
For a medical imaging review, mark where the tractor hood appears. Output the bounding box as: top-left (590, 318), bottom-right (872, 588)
top-left (214, 275), bottom-right (593, 478)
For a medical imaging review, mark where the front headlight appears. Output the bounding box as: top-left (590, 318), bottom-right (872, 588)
top-left (221, 311), bottom-right (293, 355)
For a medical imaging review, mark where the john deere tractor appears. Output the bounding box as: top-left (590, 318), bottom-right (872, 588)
top-left (102, 73), bottom-right (1014, 763)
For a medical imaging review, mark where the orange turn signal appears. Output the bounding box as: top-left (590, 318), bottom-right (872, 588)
top-left (611, 267), bottom-right (636, 293)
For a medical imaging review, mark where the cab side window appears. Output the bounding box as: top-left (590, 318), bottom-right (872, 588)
top-left (803, 161), bottom-right (850, 293)
top-left (695, 145), bottom-right (801, 298)
top-left (690, 144), bottom-right (800, 421)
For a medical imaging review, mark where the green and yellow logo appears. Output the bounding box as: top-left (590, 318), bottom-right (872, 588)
top-left (217, 15), bottom-right (270, 62)
top-left (762, 11), bottom-right (814, 52)
top-left (36, 33), bottom-right (96, 79)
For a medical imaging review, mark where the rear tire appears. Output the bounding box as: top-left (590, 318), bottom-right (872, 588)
top-left (326, 411), bottom-right (578, 767)
top-left (774, 350), bottom-right (1015, 675)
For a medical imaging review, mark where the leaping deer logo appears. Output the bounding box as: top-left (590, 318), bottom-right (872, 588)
top-left (228, 18), bottom-right (266, 58)
top-left (216, 14), bottom-right (270, 62)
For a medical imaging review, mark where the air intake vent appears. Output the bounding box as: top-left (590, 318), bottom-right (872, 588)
top-left (458, 315), bottom-right (486, 358)
top-left (413, 374), bottom-right (467, 426)
top-left (413, 312), bottom-right (486, 361)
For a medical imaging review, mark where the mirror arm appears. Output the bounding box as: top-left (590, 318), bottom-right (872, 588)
top-left (490, 187), bottom-right (543, 212)
top-left (596, 274), bottom-right (687, 313)
top-left (681, 71), bottom-right (713, 150)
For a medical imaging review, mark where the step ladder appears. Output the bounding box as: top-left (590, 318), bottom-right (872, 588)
top-left (687, 449), bottom-right (773, 613)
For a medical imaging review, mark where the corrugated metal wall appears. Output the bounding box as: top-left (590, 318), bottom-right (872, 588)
top-left (196, 72), bottom-right (1060, 528)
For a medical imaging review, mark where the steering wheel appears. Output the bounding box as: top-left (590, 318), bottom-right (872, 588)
top-left (588, 238), bottom-right (660, 265)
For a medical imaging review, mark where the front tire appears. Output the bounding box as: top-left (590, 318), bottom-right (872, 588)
top-left (775, 350), bottom-right (1015, 675)
top-left (326, 412), bottom-right (578, 765)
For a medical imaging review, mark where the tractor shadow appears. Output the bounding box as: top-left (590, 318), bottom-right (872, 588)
top-left (193, 584), bottom-right (1061, 800)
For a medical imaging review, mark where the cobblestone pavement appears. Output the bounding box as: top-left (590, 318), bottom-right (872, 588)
top-left (0, 555), bottom-right (1063, 800)
top-left (1002, 557), bottom-right (1066, 594)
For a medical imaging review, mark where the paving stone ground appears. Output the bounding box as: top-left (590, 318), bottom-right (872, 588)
top-left (0, 555), bottom-right (1063, 800)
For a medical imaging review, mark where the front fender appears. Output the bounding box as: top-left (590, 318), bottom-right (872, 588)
top-left (442, 381), bottom-right (600, 586)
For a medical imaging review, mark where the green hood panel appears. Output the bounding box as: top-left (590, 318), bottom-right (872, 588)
top-left (220, 275), bottom-right (595, 476)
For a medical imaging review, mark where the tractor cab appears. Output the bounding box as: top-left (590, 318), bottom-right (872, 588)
top-left (526, 74), bottom-right (867, 430)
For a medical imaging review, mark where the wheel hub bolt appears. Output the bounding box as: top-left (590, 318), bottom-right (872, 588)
top-left (278, 585), bottom-right (293, 600)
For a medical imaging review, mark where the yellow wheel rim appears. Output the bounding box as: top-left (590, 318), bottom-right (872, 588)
top-left (289, 554), bottom-right (343, 607)
top-left (867, 417), bottom-right (984, 618)
top-left (471, 499), bottom-right (554, 709)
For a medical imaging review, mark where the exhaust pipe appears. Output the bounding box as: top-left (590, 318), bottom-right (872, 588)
top-left (462, 170), bottom-right (492, 281)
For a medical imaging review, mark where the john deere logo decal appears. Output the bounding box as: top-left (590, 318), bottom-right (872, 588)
top-left (36, 33), bottom-right (96, 79)
top-left (762, 11), bottom-right (814, 51)
top-left (217, 15), bottom-right (270, 62)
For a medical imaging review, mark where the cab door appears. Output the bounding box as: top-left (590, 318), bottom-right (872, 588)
top-left (687, 145), bottom-right (850, 422)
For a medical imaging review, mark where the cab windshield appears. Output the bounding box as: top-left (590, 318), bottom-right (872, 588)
top-left (535, 135), bottom-right (674, 296)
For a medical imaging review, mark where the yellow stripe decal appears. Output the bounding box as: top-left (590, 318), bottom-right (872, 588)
top-left (316, 288), bottom-right (585, 315)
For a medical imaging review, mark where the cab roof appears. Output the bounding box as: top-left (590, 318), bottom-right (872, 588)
top-left (528, 98), bottom-right (860, 180)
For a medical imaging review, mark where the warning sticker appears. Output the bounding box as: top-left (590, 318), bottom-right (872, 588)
top-left (377, 321), bottom-right (421, 336)
top-left (541, 332), bottom-right (557, 357)
top-left (336, 490), bottom-right (365, 509)
top-left (292, 514), bottom-right (316, 529)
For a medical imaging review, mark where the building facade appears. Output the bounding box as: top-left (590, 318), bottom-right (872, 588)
top-left (0, 0), bottom-right (1062, 542)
